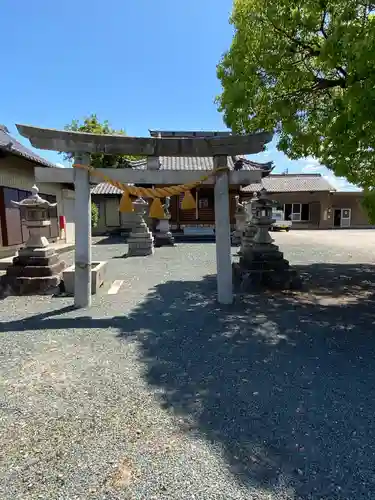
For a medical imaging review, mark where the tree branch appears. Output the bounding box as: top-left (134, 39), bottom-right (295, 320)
top-left (320, 10), bottom-right (328, 39)
top-left (265, 12), bottom-right (350, 81)
top-left (265, 16), bottom-right (321, 57)
top-left (314, 77), bottom-right (346, 89)
top-left (279, 76), bottom-right (346, 102)
top-left (336, 66), bottom-right (348, 78)
top-left (262, 12), bottom-right (352, 87)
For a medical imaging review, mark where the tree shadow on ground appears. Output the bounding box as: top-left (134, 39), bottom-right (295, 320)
top-left (116, 263), bottom-right (375, 499)
top-left (2, 263), bottom-right (375, 498)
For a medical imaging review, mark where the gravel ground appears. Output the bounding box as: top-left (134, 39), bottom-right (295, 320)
top-left (1, 232), bottom-right (375, 499)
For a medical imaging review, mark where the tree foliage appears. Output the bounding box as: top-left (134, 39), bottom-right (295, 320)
top-left (217, 1), bottom-right (375, 200)
top-left (62, 114), bottom-right (142, 168)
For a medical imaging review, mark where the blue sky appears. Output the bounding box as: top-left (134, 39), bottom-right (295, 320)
top-left (3, 0), bottom-right (358, 191)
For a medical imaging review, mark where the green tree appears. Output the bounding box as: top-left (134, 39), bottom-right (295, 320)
top-left (91, 202), bottom-right (99, 229)
top-left (217, 1), bottom-right (375, 216)
top-left (62, 114), bottom-right (142, 168)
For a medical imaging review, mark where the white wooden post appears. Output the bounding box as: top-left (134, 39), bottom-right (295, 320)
top-left (74, 153), bottom-right (92, 308)
top-left (214, 155), bottom-right (233, 304)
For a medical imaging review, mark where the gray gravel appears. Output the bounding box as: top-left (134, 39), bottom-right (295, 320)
top-left (1, 233), bottom-right (375, 499)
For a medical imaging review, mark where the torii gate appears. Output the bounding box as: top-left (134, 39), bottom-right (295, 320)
top-left (16, 124), bottom-right (272, 308)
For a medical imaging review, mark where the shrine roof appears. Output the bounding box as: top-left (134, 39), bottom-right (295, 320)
top-left (127, 156), bottom-right (273, 173)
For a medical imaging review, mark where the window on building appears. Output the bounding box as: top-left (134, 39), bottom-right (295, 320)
top-left (284, 203), bottom-right (309, 221)
top-left (198, 198), bottom-right (209, 209)
top-left (197, 188), bottom-right (214, 209)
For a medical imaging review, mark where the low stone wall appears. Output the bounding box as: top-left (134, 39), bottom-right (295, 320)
top-left (62, 261), bottom-right (107, 295)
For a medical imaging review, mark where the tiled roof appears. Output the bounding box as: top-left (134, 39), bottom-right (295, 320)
top-left (91, 157), bottom-right (273, 196)
top-left (0, 124), bottom-right (56, 168)
top-left (91, 183), bottom-right (124, 195)
top-left (127, 159), bottom-right (147, 169)
top-left (241, 174), bottom-right (335, 193)
top-left (141, 156), bottom-right (273, 172)
top-left (160, 156), bottom-right (234, 171)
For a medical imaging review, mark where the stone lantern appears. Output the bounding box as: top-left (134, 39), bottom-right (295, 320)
top-left (127, 197), bottom-right (154, 256)
top-left (239, 192), bottom-right (258, 256)
top-left (1, 185), bottom-right (66, 295)
top-left (233, 189), bottom-right (302, 291)
top-left (13, 185), bottom-right (55, 248)
top-left (251, 188), bottom-right (275, 247)
top-left (154, 197), bottom-right (175, 247)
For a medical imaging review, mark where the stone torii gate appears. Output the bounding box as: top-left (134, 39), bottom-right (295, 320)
top-left (16, 124), bottom-right (272, 308)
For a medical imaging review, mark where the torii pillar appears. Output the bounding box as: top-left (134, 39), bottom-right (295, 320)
top-left (213, 155), bottom-right (232, 303)
top-left (16, 124), bottom-right (272, 308)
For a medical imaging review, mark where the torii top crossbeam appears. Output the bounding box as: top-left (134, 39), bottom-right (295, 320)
top-left (16, 124), bottom-right (272, 157)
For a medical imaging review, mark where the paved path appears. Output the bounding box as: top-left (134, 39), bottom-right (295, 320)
top-left (1, 235), bottom-right (375, 499)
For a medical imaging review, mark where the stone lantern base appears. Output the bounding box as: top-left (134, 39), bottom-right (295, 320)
top-left (154, 218), bottom-right (175, 248)
top-left (126, 197), bottom-right (155, 257)
top-left (1, 246), bottom-right (66, 296)
top-left (231, 229), bottom-right (243, 247)
top-left (233, 192), bottom-right (302, 292)
top-left (237, 221), bottom-right (257, 255)
top-left (233, 244), bottom-right (302, 292)
top-left (127, 223), bottom-right (154, 257)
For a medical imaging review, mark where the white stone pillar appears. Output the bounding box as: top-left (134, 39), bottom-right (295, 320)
top-left (74, 153), bottom-right (92, 308)
top-left (214, 155), bottom-right (233, 304)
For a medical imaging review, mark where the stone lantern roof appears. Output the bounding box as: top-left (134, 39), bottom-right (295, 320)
top-left (11, 185), bottom-right (57, 209)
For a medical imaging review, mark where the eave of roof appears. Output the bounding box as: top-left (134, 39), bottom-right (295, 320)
top-left (331, 190), bottom-right (363, 196)
top-left (241, 173), bottom-right (335, 193)
top-left (0, 125), bottom-right (56, 168)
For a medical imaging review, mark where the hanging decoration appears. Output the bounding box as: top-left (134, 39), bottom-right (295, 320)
top-left (73, 163), bottom-right (228, 218)
top-left (149, 198), bottom-right (166, 219)
top-left (181, 190), bottom-right (197, 210)
top-left (119, 191), bottom-right (134, 213)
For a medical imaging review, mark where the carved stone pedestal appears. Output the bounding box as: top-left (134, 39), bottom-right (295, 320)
top-left (234, 190), bottom-right (302, 291)
top-left (154, 218), bottom-right (175, 248)
top-left (237, 195), bottom-right (257, 255)
top-left (231, 212), bottom-right (247, 246)
top-left (127, 197), bottom-right (154, 257)
top-left (0, 186), bottom-right (66, 296)
top-left (120, 211), bottom-right (138, 241)
top-left (231, 195), bottom-right (247, 246)
top-left (4, 247), bottom-right (65, 295)
top-left (234, 245), bottom-right (301, 291)
top-left (239, 220), bottom-right (257, 255)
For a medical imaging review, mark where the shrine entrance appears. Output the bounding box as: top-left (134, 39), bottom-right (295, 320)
top-left (17, 124), bottom-right (272, 308)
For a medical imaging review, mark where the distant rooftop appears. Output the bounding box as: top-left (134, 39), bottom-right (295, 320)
top-left (149, 130), bottom-right (232, 138)
top-left (0, 124), bottom-right (56, 168)
top-left (91, 183), bottom-right (123, 195)
top-left (241, 173), bottom-right (336, 193)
